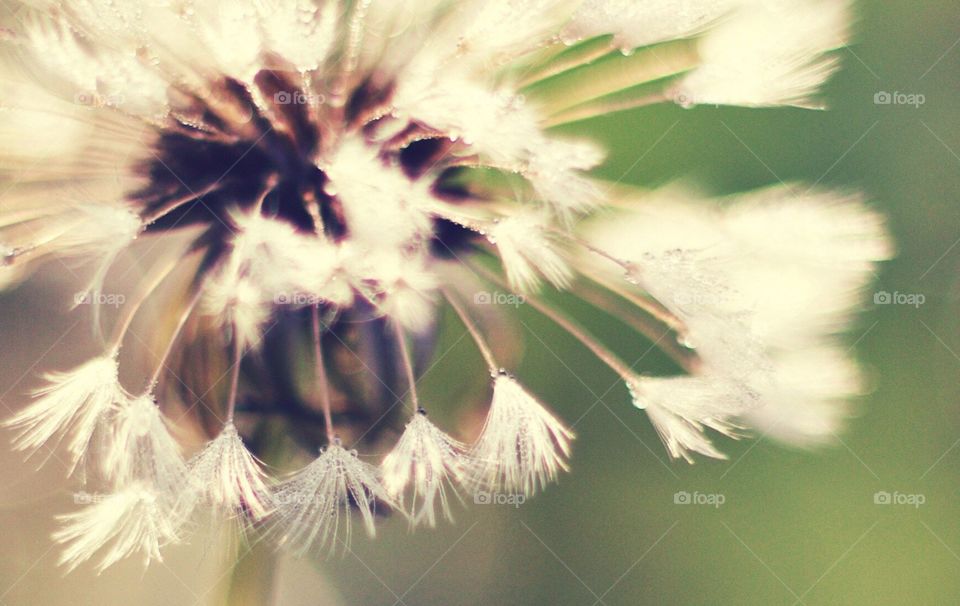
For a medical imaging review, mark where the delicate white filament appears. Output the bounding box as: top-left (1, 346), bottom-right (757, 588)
top-left (488, 213), bottom-right (573, 293)
top-left (628, 376), bottom-right (753, 462)
top-left (98, 394), bottom-right (188, 498)
top-left (187, 421), bottom-right (274, 520)
top-left (53, 483), bottom-right (180, 574)
top-left (4, 355), bottom-right (121, 473)
top-left (382, 412), bottom-right (468, 527)
top-left (471, 374), bottom-right (574, 496)
top-left (272, 443), bottom-right (398, 556)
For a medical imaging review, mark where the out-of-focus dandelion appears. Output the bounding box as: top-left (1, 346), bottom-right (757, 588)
top-left (0, 0), bottom-right (890, 571)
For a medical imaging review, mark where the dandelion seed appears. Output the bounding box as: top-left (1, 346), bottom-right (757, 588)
top-left (671, 0), bottom-right (852, 108)
top-left (98, 394), bottom-right (189, 498)
top-left (272, 442), bottom-right (397, 556)
top-left (4, 355), bottom-right (121, 473)
top-left (382, 411), bottom-right (468, 528)
top-left (53, 483), bottom-right (181, 574)
top-left (488, 213), bottom-right (573, 293)
top-left (471, 373), bottom-right (574, 496)
top-left (381, 323), bottom-right (466, 526)
top-left (627, 376), bottom-right (753, 463)
top-left (187, 421), bottom-right (274, 520)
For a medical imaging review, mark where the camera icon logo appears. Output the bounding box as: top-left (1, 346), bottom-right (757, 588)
top-left (274, 91), bottom-right (292, 105)
top-left (673, 491), bottom-right (691, 505)
top-left (874, 91), bottom-right (892, 105)
top-left (873, 291), bottom-right (892, 305)
top-left (473, 490), bottom-right (491, 505)
top-left (873, 491), bottom-right (891, 505)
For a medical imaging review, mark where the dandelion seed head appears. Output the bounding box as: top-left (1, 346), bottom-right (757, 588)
top-left (0, 0), bottom-right (890, 571)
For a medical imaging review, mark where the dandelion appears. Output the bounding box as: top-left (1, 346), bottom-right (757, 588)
top-left (0, 0), bottom-right (890, 571)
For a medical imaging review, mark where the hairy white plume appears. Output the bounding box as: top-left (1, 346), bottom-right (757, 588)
top-left (187, 421), bottom-right (274, 520)
top-left (53, 484), bottom-right (181, 574)
top-left (471, 374), bottom-right (574, 496)
top-left (382, 412), bottom-right (468, 527)
top-left (272, 443), bottom-right (398, 556)
top-left (4, 355), bottom-right (121, 473)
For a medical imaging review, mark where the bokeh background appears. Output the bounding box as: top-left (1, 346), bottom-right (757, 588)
top-left (1, 0), bottom-right (959, 604)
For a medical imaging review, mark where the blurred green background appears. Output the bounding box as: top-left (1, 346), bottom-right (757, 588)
top-left (1, 0), bottom-right (959, 604)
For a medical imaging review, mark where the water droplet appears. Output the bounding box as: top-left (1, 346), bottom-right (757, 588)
top-left (678, 333), bottom-right (697, 349)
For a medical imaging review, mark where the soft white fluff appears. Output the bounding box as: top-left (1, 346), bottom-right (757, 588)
top-left (351, 251), bottom-right (438, 334)
top-left (471, 374), bottom-right (574, 495)
top-left (4, 355), bottom-right (121, 474)
top-left (582, 184), bottom-right (892, 448)
top-left (204, 211), bottom-right (342, 347)
top-left (98, 394), bottom-right (188, 498)
top-left (26, 14), bottom-right (170, 118)
top-left (488, 213), bottom-right (573, 293)
top-left (258, 0), bottom-right (340, 73)
top-left (628, 375), bottom-right (753, 462)
top-left (673, 0), bottom-right (851, 108)
top-left (272, 443), bottom-right (398, 556)
top-left (53, 483), bottom-right (181, 573)
top-left (187, 421), bottom-right (274, 520)
top-left (525, 138), bottom-right (606, 221)
top-left (322, 136), bottom-right (434, 250)
top-left (382, 412), bottom-right (468, 527)
top-left (565, 0), bottom-right (737, 49)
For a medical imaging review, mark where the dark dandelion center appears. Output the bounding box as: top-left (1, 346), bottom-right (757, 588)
top-left (132, 70), bottom-right (474, 453)
top-left (133, 70), bottom-right (476, 257)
